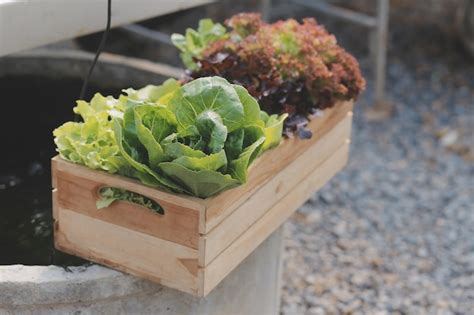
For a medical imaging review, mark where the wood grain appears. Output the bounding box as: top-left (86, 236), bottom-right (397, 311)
top-left (202, 101), bottom-right (353, 233)
top-left (52, 101), bottom-right (354, 297)
top-left (199, 113), bottom-right (352, 266)
top-left (199, 142), bottom-right (350, 296)
top-left (54, 170), bottom-right (200, 249)
top-left (52, 156), bottom-right (206, 212)
top-left (55, 209), bottom-right (199, 295)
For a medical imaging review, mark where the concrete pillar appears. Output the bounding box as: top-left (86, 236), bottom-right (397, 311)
top-left (0, 227), bottom-right (284, 315)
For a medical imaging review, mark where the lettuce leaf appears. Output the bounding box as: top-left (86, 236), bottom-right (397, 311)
top-left (171, 19), bottom-right (228, 70)
top-left (228, 136), bottom-right (265, 183)
top-left (97, 187), bottom-right (164, 215)
top-left (195, 110), bottom-right (228, 153)
top-left (261, 113), bottom-right (289, 151)
top-left (169, 77), bottom-right (244, 133)
top-left (159, 162), bottom-right (239, 198)
top-left (123, 78), bottom-right (180, 105)
top-left (233, 84), bottom-right (261, 126)
top-left (133, 105), bottom-right (176, 167)
top-left (53, 93), bottom-right (128, 174)
top-left (54, 76), bottom-right (287, 199)
top-left (163, 142), bottom-right (206, 159)
top-left (172, 150), bottom-right (227, 172)
top-left (113, 119), bottom-right (187, 194)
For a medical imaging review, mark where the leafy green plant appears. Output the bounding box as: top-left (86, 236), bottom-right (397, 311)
top-left (172, 13), bottom-right (365, 138)
top-left (97, 187), bottom-right (164, 214)
top-left (53, 93), bottom-right (130, 174)
top-left (171, 19), bottom-right (228, 71)
top-left (54, 77), bottom-right (287, 198)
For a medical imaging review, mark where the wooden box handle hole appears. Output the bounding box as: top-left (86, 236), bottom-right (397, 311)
top-left (96, 186), bottom-right (165, 215)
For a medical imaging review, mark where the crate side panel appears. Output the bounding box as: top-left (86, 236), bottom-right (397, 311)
top-left (55, 209), bottom-right (199, 295)
top-left (55, 171), bottom-right (200, 249)
top-left (203, 101), bottom-right (353, 233)
top-left (200, 142), bottom-right (350, 296)
top-left (52, 156), bottom-right (206, 211)
top-left (200, 113), bottom-right (352, 266)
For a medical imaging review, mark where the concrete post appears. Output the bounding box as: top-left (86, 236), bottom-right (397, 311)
top-left (0, 227), bottom-right (285, 315)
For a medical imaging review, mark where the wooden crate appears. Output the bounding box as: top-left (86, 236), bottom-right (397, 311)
top-left (52, 101), bottom-right (353, 296)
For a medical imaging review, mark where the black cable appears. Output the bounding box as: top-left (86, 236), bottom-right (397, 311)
top-left (75, 0), bottom-right (112, 121)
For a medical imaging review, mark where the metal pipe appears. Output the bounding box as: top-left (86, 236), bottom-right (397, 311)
top-left (291, 0), bottom-right (377, 28)
top-left (261, 0), bottom-right (272, 22)
top-left (374, 0), bottom-right (389, 104)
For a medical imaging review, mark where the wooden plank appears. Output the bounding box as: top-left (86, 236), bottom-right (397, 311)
top-left (199, 113), bottom-right (352, 266)
top-left (52, 102), bottom-right (354, 296)
top-left (202, 101), bottom-right (353, 233)
top-left (52, 189), bottom-right (58, 220)
top-left (199, 142), bottom-right (350, 296)
top-left (55, 171), bottom-right (200, 249)
top-left (51, 157), bottom-right (59, 189)
top-left (55, 209), bottom-right (199, 295)
top-left (52, 156), bottom-right (206, 212)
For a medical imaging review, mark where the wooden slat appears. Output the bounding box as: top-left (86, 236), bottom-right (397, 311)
top-left (199, 142), bottom-right (350, 296)
top-left (52, 101), bottom-right (354, 297)
top-left (202, 101), bottom-right (353, 233)
top-left (55, 171), bottom-right (200, 249)
top-left (199, 113), bottom-right (353, 266)
top-left (52, 156), bottom-right (206, 212)
top-left (55, 209), bottom-right (199, 295)
top-left (52, 189), bottom-right (58, 220)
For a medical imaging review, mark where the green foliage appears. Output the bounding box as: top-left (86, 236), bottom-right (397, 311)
top-left (96, 187), bottom-right (164, 214)
top-left (261, 113), bottom-right (289, 151)
top-left (169, 76), bottom-right (244, 133)
top-left (175, 14), bottom-right (365, 138)
top-left (123, 78), bottom-right (180, 104)
top-left (54, 76), bottom-right (287, 198)
top-left (171, 19), bottom-right (228, 71)
top-left (53, 93), bottom-right (129, 174)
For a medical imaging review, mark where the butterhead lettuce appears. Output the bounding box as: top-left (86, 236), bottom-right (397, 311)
top-left (54, 76), bottom-right (287, 198)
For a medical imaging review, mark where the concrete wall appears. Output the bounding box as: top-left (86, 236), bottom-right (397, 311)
top-left (0, 227), bottom-right (284, 315)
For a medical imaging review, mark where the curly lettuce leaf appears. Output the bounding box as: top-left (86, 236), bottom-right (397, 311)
top-left (53, 94), bottom-right (128, 174)
top-left (171, 19), bottom-right (228, 70)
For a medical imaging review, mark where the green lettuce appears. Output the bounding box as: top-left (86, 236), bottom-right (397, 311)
top-left (97, 187), bottom-right (164, 215)
top-left (53, 93), bottom-right (129, 174)
top-left (123, 78), bottom-right (180, 105)
top-left (261, 112), bottom-right (289, 151)
top-left (171, 19), bottom-right (228, 71)
top-left (54, 76), bottom-right (287, 198)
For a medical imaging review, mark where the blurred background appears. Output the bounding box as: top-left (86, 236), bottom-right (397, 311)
top-left (1, 0), bottom-right (473, 314)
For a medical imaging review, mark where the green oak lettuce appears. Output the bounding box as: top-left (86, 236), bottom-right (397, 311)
top-left (171, 19), bottom-right (228, 71)
top-left (54, 76), bottom-right (287, 198)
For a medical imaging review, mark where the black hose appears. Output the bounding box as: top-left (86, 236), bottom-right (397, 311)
top-left (75, 0), bottom-right (112, 122)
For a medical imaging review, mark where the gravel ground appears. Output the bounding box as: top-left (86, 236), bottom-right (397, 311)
top-left (280, 18), bottom-right (474, 315)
